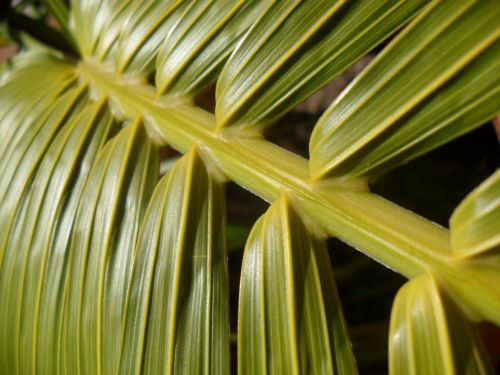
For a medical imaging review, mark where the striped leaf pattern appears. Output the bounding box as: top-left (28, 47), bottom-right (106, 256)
top-left (156, 1), bottom-right (266, 96)
top-left (0, 0), bottom-right (498, 374)
top-left (63, 120), bottom-right (159, 375)
top-left (239, 195), bottom-right (356, 374)
top-left (215, 0), bottom-right (429, 130)
top-left (451, 170), bottom-right (500, 258)
top-left (119, 149), bottom-right (229, 375)
top-left (0, 97), bottom-right (116, 374)
top-left (309, 0), bottom-right (500, 180)
top-left (389, 274), bottom-right (494, 374)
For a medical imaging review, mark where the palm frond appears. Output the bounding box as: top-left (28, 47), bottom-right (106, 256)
top-left (0, 82), bottom-right (111, 373)
top-left (239, 195), bottom-right (356, 374)
top-left (0, 0), bottom-right (499, 374)
top-left (156, 1), bottom-right (266, 96)
top-left (215, 0), bottom-right (429, 130)
top-left (63, 120), bottom-right (158, 375)
top-left (309, 0), bottom-right (500, 180)
top-left (451, 170), bottom-right (500, 258)
top-left (120, 149), bottom-right (229, 375)
top-left (389, 274), bottom-right (494, 374)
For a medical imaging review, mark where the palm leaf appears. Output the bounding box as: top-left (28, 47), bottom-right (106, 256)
top-left (119, 149), bottom-right (229, 375)
top-left (63, 120), bottom-right (158, 375)
top-left (0, 53), bottom-right (75, 151)
top-left (0, 86), bottom-right (87, 254)
top-left (440, 170), bottom-right (500, 325)
top-left (309, 0), bottom-right (500, 180)
top-left (0, 83), bottom-right (111, 373)
top-left (155, 1), bottom-right (266, 96)
top-left (239, 196), bottom-right (356, 374)
top-left (389, 274), bottom-right (494, 374)
top-left (215, 0), bottom-right (429, 130)
top-left (36, 105), bottom-right (118, 375)
top-left (0, 0), bottom-right (498, 374)
top-left (451, 170), bottom-right (500, 258)
top-left (20, 101), bottom-right (115, 373)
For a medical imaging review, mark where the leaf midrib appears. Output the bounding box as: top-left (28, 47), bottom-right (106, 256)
top-left (77, 61), bottom-right (447, 272)
top-left (76, 61), bottom-right (500, 323)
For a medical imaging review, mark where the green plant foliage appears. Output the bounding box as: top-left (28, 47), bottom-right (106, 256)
top-left (451, 170), bottom-right (500, 257)
top-left (239, 196), bottom-right (356, 374)
top-left (64, 120), bottom-right (158, 375)
top-left (309, 0), bottom-right (500, 180)
top-left (0, 0), bottom-right (499, 374)
top-left (215, 0), bottom-right (429, 130)
top-left (389, 274), bottom-right (494, 374)
top-left (156, 1), bottom-right (266, 96)
top-left (119, 149), bottom-right (229, 375)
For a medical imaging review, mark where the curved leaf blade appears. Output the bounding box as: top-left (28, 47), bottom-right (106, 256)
top-left (156, 0), bottom-right (266, 97)
top-left (215, 0), bottom-right (428, 130)
top-left (0, 86), bottom-right (87, 245)
top-left (71, 0), bottom-right (180, 76)
top-left (439, 261), bottom-right (500, 325)
top-left (389, 274), bottom-right (494, 374)
top-left (309, 0), bottom-right (500, 180)
top-left (114, 1), bottom-right (180, 75)
top-left (35, 104), bottom-right (118, 375)
top-left (91, 0), bottom-right (136, 63)
top-left (238, 195), bottom-right (356, 374)
top-left (450, 170), bottom-right (500, 258)
top-left (13, 101), bottom-right (116, 374)
top-left (0, 53), bottom-right (76, 152)
top-left (119, 148), bottom-right (229, 375)
top-left (0, 85), bottom-right (89, 372)
top-left (63, 120), bottom-right (159, 375)
top-left (0, 90), bottom-right (113, 372)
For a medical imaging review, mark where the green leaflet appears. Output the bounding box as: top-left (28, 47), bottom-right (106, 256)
top-left (70, 0), bottom-right (180, 75)
top-left (119, 149), bottom-right (229, 375)
top-left (35, 104), bottom-right (118, 375)
top-left (0, 44), bottom-right (70, 76)
top-left (309, 0), bottom-right (500, 180)
top-left (0, 96), bottom-right (109, 373)
top-left (0, 53), bottom-right (75, 151)
top-left (442, 171), bottom-right (500, 325)
top-left (238, 195), bottom-right (356, 375)
top-left (0, 78), bottom-right (76, 175)
top-left (0, 85), bottom-right (88, 268)
top-left (450, 170), bottom-right (500, 258)
top-left (155, 1), bottom-right (266, 96)
top-left (92, 0), bottom-right (136, 64)
top-left (113, 1), bottom-right (180, 75)
top-left (215, 0), bottom-right (428, 130)
top-left (14, 101), bottom-right (115, 375)
top-left (69, 0), bottom-right (104, 56)
top-left (63, 120), bottom-right (159, 375)
top-left (439, 260), bottom-right (500, 325)
top-left (75, 0), bottom-right (127, 62)
top-left (0, 84), bottom-right (87, 206)
top-left (389, 274), bottom-right (494, 374)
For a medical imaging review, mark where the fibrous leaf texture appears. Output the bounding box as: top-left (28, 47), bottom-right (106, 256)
top-left (0, 0), bottom-right (498, 374)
